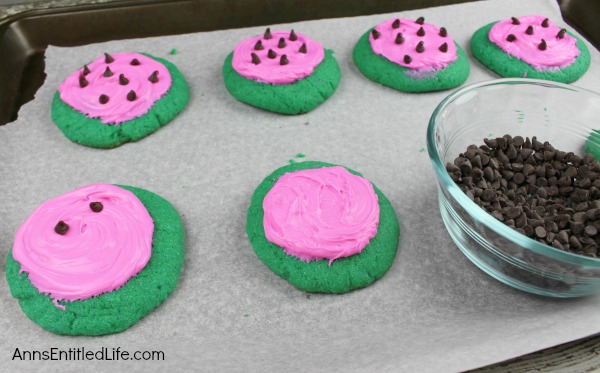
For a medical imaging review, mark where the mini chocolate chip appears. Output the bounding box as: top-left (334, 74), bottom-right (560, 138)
top-left (119, 74), bottom-right (129, 85)
top-left (289, 29), bottom-right (298, 41)
top-left (404, 55), bottom-right (412, 64)
top-left (268, 49), bottom-right (277, 59)
top-left (104, 52), bottom-right (114, 63)
top-left (251, 53), bottom-right (260, 65)
top-left (535, 226), bottom-right (547, 238)
top-left (127, 90), bottom-right (137, 101)
top-left (557, 29), bottom-right (566, 39)
top-left (507, 34), bottom-right (517, 42)
top-left (395, 33), bottom-right (404, 44)
top-left (299, 43), bottom-right (307, 54)
top-left (280, 54), bottom-right (289, 66)
top-left (585, 225), bottom-right (598, 236)
top-left (130, 58), bottom-right (141, 66)
top-left (417, 27), bottom-right (425, 36)
top-left (416, 16), bottom-right (424, 25)
top-left (511, 17), bottom-right (520, 25)
top-left (79, 75), bottom-right (88, 88)
top-left (82, 65), bottom-right (91, 76)
top-left (264, 27), bottom-right (272, 39)
top-left (392, 19), bottom-right (400, 29)
top-left (90, 202), bottom-right (103, 212)
top-left (416, 41), bottom-right (425, 53)
top-left (526, 25), bottom-right (534, 35)
top-left (439, 27), bottom-right (447, 37)
top-left (254, 40), bottom-right (264, 50)
top-left (148, 71), bottom-right (159, 83)
top-left (542, 18), bottom-right (549, 28)
top-left (538, 39), bottom-right (547, 51)
top-left (371, 29), bottom-right (381, 39)
top-left (54, 221), bottom-right (69, 235)
top-left (103, 66), bottom-right (113, 77)
top-left (99, 94), bottom-right (109, 104)
top-left (439, 43), bottom-right (448, 53)
top-left (278, 37), bottom-right (286, 48)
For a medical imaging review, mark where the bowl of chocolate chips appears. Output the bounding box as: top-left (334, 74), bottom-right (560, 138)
top-left (427, 78), bottom-right (600, 297)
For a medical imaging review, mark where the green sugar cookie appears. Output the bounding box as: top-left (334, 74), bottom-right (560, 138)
top-left (470, 20), bottom-right (590, 83)
top-left (246, 161), bottom-right (400, 293)
top-left (223, 29), bottom-right (340, 115)
top-left (353, 17), bottom-right (470, 93)
top-left (51, 52), bottom-right (189, 149)
top-left (6, 185), bottom-right (184, 336)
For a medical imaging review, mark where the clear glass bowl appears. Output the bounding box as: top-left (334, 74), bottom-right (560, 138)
top-left (427, 78), bottom-right (600, 297)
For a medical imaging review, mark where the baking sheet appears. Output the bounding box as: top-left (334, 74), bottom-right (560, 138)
top-left (1, 0), bottom-right (600, 371)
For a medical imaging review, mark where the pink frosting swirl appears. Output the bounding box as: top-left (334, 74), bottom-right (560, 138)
top-left (232, 30), bottom-right (325, 84)
top-left (12, 184), bottom-right (154, 306)
top-left (58, 52), bottom-right (172, 124)
top-left (370, 18), bottom-right (458, 72)
top-left (489, 15), bottom-right (580, 69)
top-left (262, 166), bottom-right (380, 264)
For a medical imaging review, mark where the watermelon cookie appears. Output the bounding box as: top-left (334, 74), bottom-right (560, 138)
top-left (6, 184), bottom-right (184, 335)
top-left (51, 52), bottom-right (189, 148)
top-left (353, 17), bottom-right (470, 93)
top-left (471, 15), bottom-right (590, 83)
top-left (223, 28), bottom-right (341, 114)
top-left (246, 161), bottom-right (400, 293)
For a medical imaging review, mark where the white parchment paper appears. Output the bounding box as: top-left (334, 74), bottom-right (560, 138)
top-left (1, 0), bottom-right (600, 371)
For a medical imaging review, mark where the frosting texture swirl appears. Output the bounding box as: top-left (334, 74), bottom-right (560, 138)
top-left (232, 30), bottom-right (325, 84)
top-left (369, 18), bottom-right (458, 71)
top-left (489, 15), bottom-right (579, 69)
top-left (263, 166), bottom-right (379, 263)
top-left (58, 52), bottom-right (172, 124)
top-left (12, 184), bottom-right (154, 304)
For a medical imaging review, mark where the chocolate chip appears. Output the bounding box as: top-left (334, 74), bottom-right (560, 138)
top-left (104, 52), bottom-right (114, 63)
top-left (127, 90), bottom-right (137, 101)
top-left (82, 65), bottom-right (91, 76)
top-left (148, 71), bottom-right (159, 83)
top-left (403, 55), bottom-right (412, 64)
top-left (417, 27), bottom-right (425, 37)
top-left (299, 43), bottom-right (307, 54)
top-left (254, 40), bottom-right (264, 50)
top-left (280, 54), bottom-right (289, 65)
top-left (439, 27), bottom-right (447, 37)
top-left (289, 29), bottom-right (298, 41)
top-left (538, 39), bottom-right (547, 51)
top-left (79, 75), bottom-right (88, 88)
top-left (264, 27), bottom-right (272, 40)
top-left (54, 221), bottom-right (69, 235)
top-left (557, 29), bottom-right (567, 39)
top-left (416, 16), bottom-right (424, 25)
top-left (392, 19), bottom-right (400, 29)
top-left (90, 202), bottom-right (103, 212)
top-left (103, 66), bottom-right (113, 77)
top-left (526, 25), bottom-right (534, 35)
top-left (416, 41), bottom-right (425, 53)
top-left (542, 18), bottom-right (549, 28)
top-left (251, 53), bottom-right (260, 65)
top-left (119, 74), bottom-right (129, 85)
top-left (268, 49), bottom-right (277, 59)
top-left (371, 29), bottom-right (380, 39)
top-left (99, 94), bottom-right (109, 104)
top-left (395, 33), bottom-right (404, 44)
top-left (507, 34), bottom-right (517, 42)
top-left (130, 58), bottom-right (141, 66)
top-left (439, 43), bottom-right (448, 53)
top-left (511, 17), bottom-right (520, 25)
top-left (278, 37), bottom-right (286, 48)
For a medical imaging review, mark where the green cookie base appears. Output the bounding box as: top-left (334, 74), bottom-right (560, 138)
top-left (246, 161), bottom-right (400, 293)
top-left (6, 185), bottom-right (185, 336)
top-left (352, 30), bottom-right (470, 93)
top-left (51, 53), bottom-right (190, 149)
top-left (222, 50), bottom-right (340, 114)
top-left (470, 22), bottom-right (591, 83)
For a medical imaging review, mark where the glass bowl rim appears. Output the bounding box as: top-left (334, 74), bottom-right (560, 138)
top-left (427, 78), bottom-right (600, 268)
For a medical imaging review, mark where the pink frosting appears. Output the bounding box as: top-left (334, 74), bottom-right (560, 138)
top-left (370, 18), bottom-right (458, 72)
top-left (58, 52), bottom-right (172, 124)
top-left (232, 30), bottom-right (325, 84)
top-left (12, 184), bottom-right (154, 306)
top-left (489, 15), bottom-right (580, 70)
top-left (263, 166), bottom-right (380, 264)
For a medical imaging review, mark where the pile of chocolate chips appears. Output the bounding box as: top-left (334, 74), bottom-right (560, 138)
top-left (447, 135), bottom-right (600, 258)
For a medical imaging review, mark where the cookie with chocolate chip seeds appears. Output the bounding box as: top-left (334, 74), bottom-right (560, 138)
top-left (6, 184), bottom-right (184, 335)
top-left (470, 15), bottom-right (590, 82)
top-left (353, 17), bottom-right (470, 92)
top-left (223, 28), bottom-right (341, 114)
top-left (51, 52), bottom-right (189, 148)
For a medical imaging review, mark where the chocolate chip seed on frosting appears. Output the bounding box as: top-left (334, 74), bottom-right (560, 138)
top-left (99, 94), bottom-right (109, 104)
top-left (54, 220), bottom-right (69, 235)
top-left (127, 90), bottom-right (137, 101)
top-left (395, 33), bottom-right (404, 44)
top-left (299, 43), bottom-right (307, 53)
top-left (416, 16), bottom-right (424, 24)
top-left (526, 25), bottom-right (534, 35)
top-left (371, 29), bottom-right (380, 39)
top-left (254, 40), bottom-right (264, 50)
top-left (130, 58), bottom-right (140, 66)
top-left (289, 29), bottom-right (298, 41)
top-left (417, 27), bottom-right (426, 36)
top-left (251, 53), bottom-right (261, 65)
top-left (439, 27), bottom-right (448, 37)
top-left (103, 66), bottom-right (113, 77)
top-left (267, 49), bottom-right (277, 59)
top-left (82, 65), bottom-right (91, 76)
top-left (79, 75), bottom-right (88, 88)
top-left (104, 52), bottom-right (114, 63)
top-left (416, 41), bottom-right (425, 53)
top-left (264, 27), bottom-right (272, 40)
top-left (90, 201), bottom-right (103, 212)
top-left (148, 71), bottom-right (159, 83)
top-left (280, 54), bottom-right (289, 65)
top-left (392, 19), bottom-right (400, 29)
top-left (119, 74), bottom-right (129, 85)
top-left (278, 37), bottom-right (286, 48)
